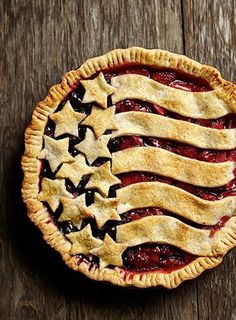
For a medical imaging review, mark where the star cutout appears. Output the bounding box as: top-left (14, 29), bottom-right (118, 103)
top-left (38, 136), bottom-right (74, 172)
top-left (37, 178), bottom-right (73, 212)
top-left (75, 128), bottom-right (111, 164)
top-left (81, 73), bottom-right (116, 109)
top-left (81, 105), bottom-right (117, 138)
top-left (86, 161), bottom-right (120, 197)
top-left (59, 194), bottom-right (92, 228)
top-left (50, 101), bottom-right (87, 137)
top-left (56, 154), bottom-right (94, 187)
top-left (66, 224), bottom-right (103, 255)
top-left (86, 193), bottom-right (120, 229)
top-left (90, 234), bottom-right (127, 269)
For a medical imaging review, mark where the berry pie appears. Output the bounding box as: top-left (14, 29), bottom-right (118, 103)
top-left (21, 47), bottom-right (236, 288)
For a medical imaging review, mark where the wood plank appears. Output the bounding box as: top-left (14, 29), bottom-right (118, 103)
top-left (182, 1), bottom-right (236, 319)
top-left (182, 0), bottom-right (236, 82)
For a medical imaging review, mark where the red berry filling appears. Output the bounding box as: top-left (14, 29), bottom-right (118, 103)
top-left (122, 207), bottom-right (164, 223)
top-left (115, 99), bottom-right (152, 113)
top-left (123, 243), bottom-right (196, 272)
top-left (151, 70), bottom-right (211, 92)
top-left (152, 71), bottom-right (177, 86)
top-left (119, 67), bottom-right (150, 77)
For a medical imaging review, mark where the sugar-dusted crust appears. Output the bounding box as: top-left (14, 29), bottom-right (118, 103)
top-left (22, 47), bottom-right (236, 289)
top-left (116, 182), bottom-right (236, 225)
top-left (112, 147), bottom-right (235, 187)
top-left (116, 216), bottom-right (236, 256)
top-left (112, 111), bottom-right (236, 150)
top-left (75, 128), bottom-right (111, 164)
top-left (111, 74), bottom-right (235, 118)
top-left (82, 105), bottom-right (117, 138)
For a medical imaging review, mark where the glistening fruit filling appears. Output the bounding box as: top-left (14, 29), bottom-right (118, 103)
top-left (40, 65), bottom-right (234, 273)
top-left (123, 243), bottom-right (196, 273)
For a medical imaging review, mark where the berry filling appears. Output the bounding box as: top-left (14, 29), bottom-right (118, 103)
top-left (123, 243), bottom-right (196, 273)
top-left (40, 64), bottom-right (235, 273)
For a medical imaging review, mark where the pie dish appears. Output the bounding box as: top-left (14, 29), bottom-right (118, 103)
top-left (21, 47), bottom-right (236, 288)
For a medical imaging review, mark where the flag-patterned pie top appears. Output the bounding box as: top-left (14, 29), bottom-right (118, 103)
top-left (22, 48), bottom-right (236, 288)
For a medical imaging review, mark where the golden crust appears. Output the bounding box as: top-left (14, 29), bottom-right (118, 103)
top-left (86, 161), bottom-right (120, 197)
top-left (75, 128), bottom-right (111, 164)
top-left (21, 47), bottom-right (236, 289)
top-left (112, 147), bottom-right (235, 187)
top-left (86, 193), bottom-right (120, 229)
top-left (82, 105), bottom-right (117, 138)
top-left (111, 74), bottom-right (235, 118)
top-left (116, 216), bottom-right (236, 256)
top-left (117, 182), bottom-right (236, 225)
top-left (50, 101), bottom-right (87, 137)
top-left (113, 111), bottom-right (236, 150)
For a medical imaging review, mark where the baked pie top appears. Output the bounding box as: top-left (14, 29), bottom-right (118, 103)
top-left (22, 47), bottom-right (236, 288)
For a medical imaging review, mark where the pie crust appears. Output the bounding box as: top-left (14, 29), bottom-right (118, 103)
top-left (21, 47), bottom-right (236, 288)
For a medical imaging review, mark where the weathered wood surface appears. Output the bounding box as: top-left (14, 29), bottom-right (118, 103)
top-left (0, 0), bottom-right (235, 319)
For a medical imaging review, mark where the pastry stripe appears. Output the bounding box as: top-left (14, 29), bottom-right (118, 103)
top-left (111, 74), bottom-right (233, 119)
top-left (116, 215), bottom-right (230, 256)
top-left (112, 112), bottom-right (236, 150)
top-left (112, 147), bottom-right (235, 187)
top-left (117, 182), bottom-right (236, 225)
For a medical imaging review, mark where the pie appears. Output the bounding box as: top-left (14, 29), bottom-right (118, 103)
top-left (21, 47), bottom-right (236, 288)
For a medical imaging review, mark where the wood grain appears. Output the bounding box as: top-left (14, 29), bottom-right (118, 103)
top-left (183, 1), bottom-right (236, 319)
top-left (0, 0), bottom-right (235, 319)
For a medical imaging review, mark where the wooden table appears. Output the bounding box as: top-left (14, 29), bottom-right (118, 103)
top-left (1, 1), bottom-right (236, 319)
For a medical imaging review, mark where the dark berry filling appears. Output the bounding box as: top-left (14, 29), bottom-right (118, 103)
top-left (44, 118), bottom-right (55, 138)
top-left (39, 64), bottom-right (235, 273)
top-left (115, 99), bottom-right (152, 113)
top-left (123, 243), bottom-right (196, 272)
top-left (121, 207), bottom-right (164, 223)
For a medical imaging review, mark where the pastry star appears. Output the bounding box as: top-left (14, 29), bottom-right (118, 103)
top-left (90, 234), bottom-right (127, 269)
top-left (75, 128), bottom-right (111, 164)
top-left (50, 101), bottom-right (87, 137)
top-left (86, 161), bottom-right (120, 197)
top-left (81, 105), bottom-right (117, 138)
top-left (38, 136), bottom-right (74, 172)
top-left (81, 73), bottom-right (116, 109)
top-left (66, 224), bottom-right (103, 255)
top-left (86, 193), bottom-right (120, 229)
top-left (56, 154), bottom-right (94, 187)
top-left (37, 178), bottom-right (73, 212)
top-left (59, 194), bottom-right (92, 228)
